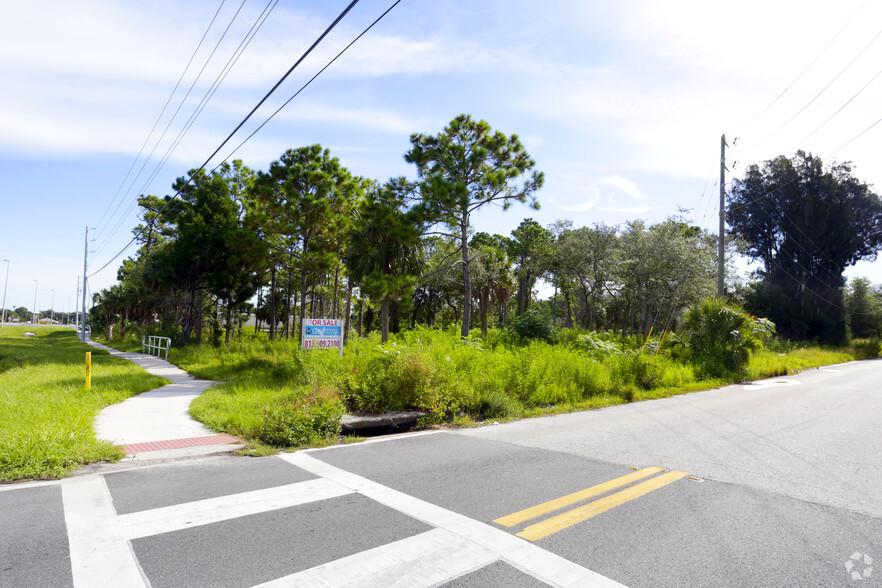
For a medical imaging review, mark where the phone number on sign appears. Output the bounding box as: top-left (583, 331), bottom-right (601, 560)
top-left (302, 339), bottom-right (340, 348)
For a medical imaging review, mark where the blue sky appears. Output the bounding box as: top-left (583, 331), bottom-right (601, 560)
top-left (3, 0), bottom-right (882, 314)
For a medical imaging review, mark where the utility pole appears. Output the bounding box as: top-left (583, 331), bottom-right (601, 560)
top-left (81, 226), bottom-right (89, 341)
top-left (1, 259), bottom-right (8, 325)
top-left (75, 276), bottom-right (80, 332)
top-left (718, 134), bottom-right (727, 297)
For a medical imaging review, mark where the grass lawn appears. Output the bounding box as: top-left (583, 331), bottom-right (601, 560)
top-left (0, 326), bottom-right (168, 481)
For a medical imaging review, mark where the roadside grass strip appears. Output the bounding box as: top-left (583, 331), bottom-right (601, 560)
top-left (495, 467), bottom-right (689, 541)
top-left (0, 327), bottom-right (168, 481)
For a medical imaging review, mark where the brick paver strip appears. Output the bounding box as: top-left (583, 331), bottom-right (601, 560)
top-left (123, 434), bottom-right (243, 454)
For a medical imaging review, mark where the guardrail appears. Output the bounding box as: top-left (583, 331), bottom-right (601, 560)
top-left (142, 335), bottom-right (171, 360)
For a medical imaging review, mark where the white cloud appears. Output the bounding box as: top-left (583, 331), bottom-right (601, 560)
top-left (599, 176), bottom-right (645, 200)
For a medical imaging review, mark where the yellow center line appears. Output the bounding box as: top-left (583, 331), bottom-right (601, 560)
top-left (517, 470), bottom-right (690, 541)
top-left (493, 467), bottom-right (665, 528)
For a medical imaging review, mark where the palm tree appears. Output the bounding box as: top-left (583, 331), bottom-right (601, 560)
top-left (345, 181), bottom-right (423, 342)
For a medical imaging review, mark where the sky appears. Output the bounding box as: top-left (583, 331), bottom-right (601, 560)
top-left (3, 0), bottom-right (882, 316)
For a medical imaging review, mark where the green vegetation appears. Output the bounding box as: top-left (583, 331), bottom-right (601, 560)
top-left (0, 327), bottom-right (167, 481)
top-left (171, 319), bottom-right (878, 452)
top-left (731, 152), bottom-right (882, 344)
top-left (673, 298), bottom-right (776, 378)
top-left (70, 116), bottom-right (882, 461)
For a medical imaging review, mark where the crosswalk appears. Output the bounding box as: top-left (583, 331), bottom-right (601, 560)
top-left (58, 451), bottom-right (632, 587)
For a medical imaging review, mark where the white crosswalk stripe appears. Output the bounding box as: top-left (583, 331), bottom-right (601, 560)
top-left (62, 475), bottom-right (145, 588)
top-left (118, 477), bottom-right (352, 540)
top-left (255, 528), bottom-right (499, 587)
top-left (283, 452), bottom-right (625, 588)
top-left (61, 453), bottom-right (626, 588)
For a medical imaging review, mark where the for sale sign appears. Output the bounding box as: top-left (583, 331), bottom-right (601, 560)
top-left (302, 318), bottom-right (343, 355)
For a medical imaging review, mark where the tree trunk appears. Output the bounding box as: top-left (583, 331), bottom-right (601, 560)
top-left (255, 288), bottom-right (262, 334)
top-left (364, 306), bottom-right (373, 335)
top-left (270, 266), bottom-right (277, 341)
top-left (381, 297), bottom-right (390, 343)
top-left (332, 266), bottom-right (340, 318)
top-left (357, 297), bottom-right (364, 337)
top-left (224, 302), bottom-right (232, 345)
top-left (194, 290), bottom-right (204, 341)
top-left (461, 219), bottom-right (471, 338)
top-left (480, 290), bottom-right (489, 335)
top-left (565, 291), bottom-right (574, 328)
top-left (343, 281), bottom-right (353, 343)
top-left (310, 274), bottom-right (318, 317)
top-left (284, 261), bottom-right (293, 341)
top-left (391, 300), bottom-right (400, 334)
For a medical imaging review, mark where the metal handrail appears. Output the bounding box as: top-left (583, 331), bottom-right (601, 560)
top-left (142, 335), bottom-right (171, 360)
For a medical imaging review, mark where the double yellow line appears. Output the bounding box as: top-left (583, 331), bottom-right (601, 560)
top-left (494, 467), bottom-right (689, 541)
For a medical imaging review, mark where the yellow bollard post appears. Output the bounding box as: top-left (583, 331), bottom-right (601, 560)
top-left (85, 351), bottom-right (91, 390)
top-left (640, 326), bottom-right (654, 353)
top-left (654, 330), bottom-right (667, 356)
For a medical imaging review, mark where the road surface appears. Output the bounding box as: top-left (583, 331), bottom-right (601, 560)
top-left (2, 359), bottom-right (880, 586)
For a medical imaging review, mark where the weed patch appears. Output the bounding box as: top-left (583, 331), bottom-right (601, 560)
top-left (98, 325), bottom-right (874, 454)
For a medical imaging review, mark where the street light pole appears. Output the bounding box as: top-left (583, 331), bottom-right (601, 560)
top-left (75, 276), bottom-right (80, 332)
top-left (50, 289), bottom-right (55, 324)
top-left (1, 259), bottom-right (8, 325)
top-left (32, 279), bottom-right (38, 325)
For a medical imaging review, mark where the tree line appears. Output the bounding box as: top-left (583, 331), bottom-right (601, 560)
top-left (90, 117), bottom-right (882, 346)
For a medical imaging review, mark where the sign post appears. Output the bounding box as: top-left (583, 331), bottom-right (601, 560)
top-left (301, 318), bottom-right (344, 357)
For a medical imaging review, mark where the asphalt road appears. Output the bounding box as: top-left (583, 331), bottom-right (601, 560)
top-left (2, 360), bottom-right (880, 587)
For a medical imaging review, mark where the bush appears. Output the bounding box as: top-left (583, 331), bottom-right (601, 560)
top-left (463, 388), bottom-right (522, 420)
top-left (509, 308), bottom-right (553, 342)
top-left (676, 298), bottom-right (775, 378)
top-left (260, 400), bottom-right (343, 446)
top-left (851, 338), bottom-right (881, 360)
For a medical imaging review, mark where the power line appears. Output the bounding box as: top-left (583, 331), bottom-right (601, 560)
top-left (94, 0), bottom-right (280, 259)
top-left (737, 0), bottom-right (870, 130)
top-left (831, 115), bottom-right (882, 156)
top-left (94, 0), bottom-right (250, 256)
top-left (136, 0), bottom-right (280, 200)
top-left (93, 0), bottom-right (229, 238)
top-left (89, 0), bottom-right (367, 279)
top-left (757, 25), bottom-right (882, 147)
top-left (213, 0), bottom-right (404, 169)
top-left (200, 0), bottom-right (362, 173)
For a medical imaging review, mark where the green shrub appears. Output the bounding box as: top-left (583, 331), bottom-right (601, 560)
top-left (343, 349), bottom-right (440, 413)
top-left (260, 400), bottom-right (343, 446)
top-left (463, 388), bottom-right (522, 420)
top-left (570, 331), bottom-right (623, 356)
top-left (851, 338), bottom-right (881, 359)
top-left (676, 298), bottom-right (775, 378)
top-left (509, 307), bottom-right (553, 342)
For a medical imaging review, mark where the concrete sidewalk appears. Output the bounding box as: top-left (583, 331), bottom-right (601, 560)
top-left (88, 340), bottom-right (242, 459)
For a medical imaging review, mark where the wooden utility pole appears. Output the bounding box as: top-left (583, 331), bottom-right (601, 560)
top-left (718, 134), bottom-right (727, 297)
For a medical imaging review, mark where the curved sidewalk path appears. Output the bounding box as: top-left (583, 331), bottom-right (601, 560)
top-left (88, 340), bottom-right (242, 457)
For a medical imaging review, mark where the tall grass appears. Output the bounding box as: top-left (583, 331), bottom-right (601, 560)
top-left (178, 337), bottom-right (345, 447)
top-left (0, 327), bottom-right (168, 481)
top-left (103, 324), bottom-right (877, 453)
